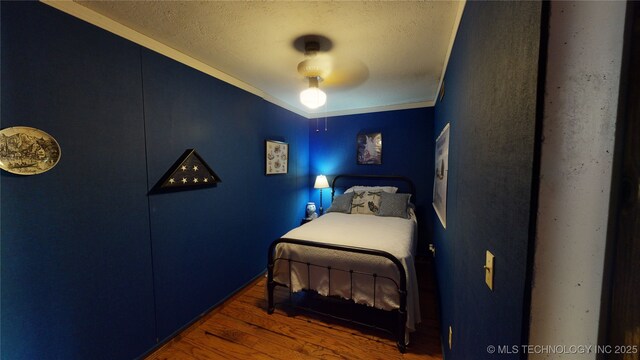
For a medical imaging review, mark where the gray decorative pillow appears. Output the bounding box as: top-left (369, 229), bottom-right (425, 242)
top-left (326, 192), bottom-right (354, 214)
top-left (377, 192), bottom-right (412, 219)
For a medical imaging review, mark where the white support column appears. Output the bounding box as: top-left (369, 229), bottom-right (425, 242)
top-left (529, 1), bottom-right (626, 359)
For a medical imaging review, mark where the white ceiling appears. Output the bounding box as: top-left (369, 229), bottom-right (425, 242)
top-left (44, 1), bottom-right (464, 118)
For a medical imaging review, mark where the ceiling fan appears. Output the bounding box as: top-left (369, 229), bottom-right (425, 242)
top-left (296, 36), bottom-right (331, 109)
top-left (294, 34), bottom-right (369, 110)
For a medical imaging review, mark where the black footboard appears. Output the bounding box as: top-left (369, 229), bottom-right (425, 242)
top-left (267, 237), bottom-right (408, 353)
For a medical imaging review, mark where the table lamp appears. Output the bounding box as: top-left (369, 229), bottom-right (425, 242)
top-left (314, 175), bottom-right (330, 214)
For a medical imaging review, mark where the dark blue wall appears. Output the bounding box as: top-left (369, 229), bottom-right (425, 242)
top-left (141, 50), bottom-right (309, 339)
top-left (0, 2), bottom-right (308, 359)
top-left (1, 3), bottom-right (156, 359)
top-left (308, 108), bottom-right (435, 253)
top-left (433, 2), bottom-right (542, 359)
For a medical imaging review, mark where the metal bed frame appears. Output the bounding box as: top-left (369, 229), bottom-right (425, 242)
top-left (267, 174), bottom-right (416, 353)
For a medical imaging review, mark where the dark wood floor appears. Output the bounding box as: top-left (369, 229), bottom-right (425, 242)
top-left (146, 259), bottom-right (442, 359)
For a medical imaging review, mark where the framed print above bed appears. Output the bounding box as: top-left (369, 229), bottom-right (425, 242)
top-left (433, 123), bottom-right (450, 228)
top-left (356, 132), bottom-right (382, 165)
top-left (265, 140), bottom-right (288, 175)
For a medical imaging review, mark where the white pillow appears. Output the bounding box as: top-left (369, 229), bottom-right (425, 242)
top-left (344, 185), bottom-right (398, 194)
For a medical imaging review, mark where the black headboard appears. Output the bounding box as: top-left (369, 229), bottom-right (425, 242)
top-left (331, 174), bottom-right (416, 202)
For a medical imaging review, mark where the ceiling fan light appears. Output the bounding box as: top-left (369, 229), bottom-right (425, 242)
top-left (300, 87), bottom-right (326, 109)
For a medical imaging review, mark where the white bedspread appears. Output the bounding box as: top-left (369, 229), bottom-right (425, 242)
top-left (272, 212), bottom-right (421, 334)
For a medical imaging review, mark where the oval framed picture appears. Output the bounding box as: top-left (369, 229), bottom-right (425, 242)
top-left (0, 126), bottom-right (61, 175)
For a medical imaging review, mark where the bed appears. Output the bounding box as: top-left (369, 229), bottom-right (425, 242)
top-left (266, 175), bottom-right (420, 352)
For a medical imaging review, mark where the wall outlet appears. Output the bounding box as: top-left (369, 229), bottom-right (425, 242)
top-left (448, 325), bottom-right (453, 350)
top-left (485, 250), bottom-right (495, 290)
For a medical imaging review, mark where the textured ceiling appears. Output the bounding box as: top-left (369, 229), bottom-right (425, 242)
top-left (59, 1), bottom-right (463, 117)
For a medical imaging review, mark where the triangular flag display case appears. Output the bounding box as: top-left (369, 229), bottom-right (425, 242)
top-left (151, 149), bottom-right (221, 194)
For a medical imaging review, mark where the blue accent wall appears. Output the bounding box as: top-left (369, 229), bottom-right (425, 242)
top-left (433, 2), bottom-right (542, 359)
top-left (308, 108), bottom-right (435, 253)
top-left (140, 50), bottom-right (309, 339)
top-left (0, 2), bottom-right (308, 359)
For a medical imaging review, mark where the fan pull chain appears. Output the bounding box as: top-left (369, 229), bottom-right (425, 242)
top-left (324, 101), bottom-right (328, 131)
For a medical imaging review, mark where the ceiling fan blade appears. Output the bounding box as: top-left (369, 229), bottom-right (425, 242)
top-left (293, 34), bottom-right (368, 90)
top-left (323, 57), bottom-right (369, 90)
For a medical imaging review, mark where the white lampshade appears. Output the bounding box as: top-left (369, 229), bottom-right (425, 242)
top-left (300, 87), bottom-right (327, 109)
top-left (314, 175), bottom-right (329, 189)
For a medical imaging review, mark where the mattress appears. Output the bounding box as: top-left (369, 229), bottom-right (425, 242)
top-left (271, 212), bottom-right (421, 334)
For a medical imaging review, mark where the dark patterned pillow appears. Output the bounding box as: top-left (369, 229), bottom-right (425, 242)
top-left (326, 192), bottom-right (354, 214)
top-left (350, 190), bottom-right (383, 215)
top-left (377, 192), bottom-right (412, 219)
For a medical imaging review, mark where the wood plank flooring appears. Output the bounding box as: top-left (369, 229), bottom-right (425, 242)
top-left (146, 259), bottom-right (442, 360)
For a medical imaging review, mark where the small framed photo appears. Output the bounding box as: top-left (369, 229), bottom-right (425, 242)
top-left (357, 132), bottom-right (382, 165)
top-left (265, 140), bottom-right (288, 175)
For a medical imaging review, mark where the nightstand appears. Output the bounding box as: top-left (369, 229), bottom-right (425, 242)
top-left (301, 218), bottom-right (314, 225)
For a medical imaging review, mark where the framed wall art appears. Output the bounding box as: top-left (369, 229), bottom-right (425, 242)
top-left (433, 123), bottom-right (450, 228)
top-left (0, 126), bottom-right (61, 175)
top-left (265, 140), bottom-right (288, 175)
top-left (356, 132), bottom-right (382, 165)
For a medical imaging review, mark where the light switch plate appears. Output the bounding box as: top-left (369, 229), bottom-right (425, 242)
top-left (485, 250), bottom-right (495, 290)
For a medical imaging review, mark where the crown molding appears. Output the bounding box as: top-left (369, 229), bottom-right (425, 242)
top-left (433, 0), bottom-right (466, 104)
top-left (307, 100), bottom-right (435, 119)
